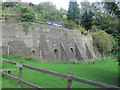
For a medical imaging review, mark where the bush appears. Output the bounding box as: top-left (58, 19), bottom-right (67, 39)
top-left (34, 19), bottom-right (45, 24)
top-left (17, 6), bottom-right (35, 22)
top-left (63, 21), bottom-right (88, 35)
top-left (92, 30), bottom-right (115, 55)
top-left (111, 36), bottom-right (119, 54)
top-left (63, 20), bottom-right (77, 29)
top-left (77, 28), bottom-right (88, 35)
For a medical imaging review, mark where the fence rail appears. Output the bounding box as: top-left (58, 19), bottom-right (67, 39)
top-left (0, 58), bottom-right (119, 89)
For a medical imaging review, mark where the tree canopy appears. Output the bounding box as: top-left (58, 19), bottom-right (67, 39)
top-left (17, 6), bottom-right (35, 22)
top-left (67, 1), bottom-right (80, 25)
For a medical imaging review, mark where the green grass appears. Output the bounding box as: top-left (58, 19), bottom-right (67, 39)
top-left (2, 54), bottom-right (119, 88)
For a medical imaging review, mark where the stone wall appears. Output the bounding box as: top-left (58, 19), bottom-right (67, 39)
top-left (1, 22), bottom-right (100, 61)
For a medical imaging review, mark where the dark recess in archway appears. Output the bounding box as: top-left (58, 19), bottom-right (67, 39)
top-left (32, 50), bottom-right (35, 53)
top-left (54, 49), bottom-right (59, 61)
top-left (71, 48), bottom-right (74, 54)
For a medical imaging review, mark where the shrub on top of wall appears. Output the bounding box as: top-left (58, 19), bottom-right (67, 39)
top-left (77, 28), bottom-right (88, 35)
top-left (63, 20), bottom-right (77, 29)
top-left (63, 20), bottom-right (88, 35)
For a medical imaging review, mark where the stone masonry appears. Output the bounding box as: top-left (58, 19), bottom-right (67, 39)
top-left (1, 22), bottom-right (100, 61)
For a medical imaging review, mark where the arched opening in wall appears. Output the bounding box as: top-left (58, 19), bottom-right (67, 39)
top-left (71, 48), bottom-right (74, 53)
top-left (54, 49), bottom-right (59, 61)
top-left (54, 49), bottom-right (58, 54)
top-left (32, 50), bottom-right (35, 53)
top-left (32, 49), bottom-right (36, 55)
top-left (70, 47), bottom-right (75, 57)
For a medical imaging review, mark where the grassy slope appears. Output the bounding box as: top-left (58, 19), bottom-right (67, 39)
top-left (2, 55), bottom-right (118, 88)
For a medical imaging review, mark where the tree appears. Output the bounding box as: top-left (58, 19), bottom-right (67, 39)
top-left (29, 2), bottom-right (34, 7)
top-left (103, 0), bottom-right (120, 63)
top-left (81, 10), bottom-right (94, 30)
top-left (103, 1), bottom-right (120, 36)
top-left (2, 2), bottom-right (18, 10)
top-left (80, 1), bottom-right (94, 30)
top-left (67, 0), bottom-right (80, 25)
top-left (104, 1), bottom-right (120, 18)
top-left (37, 2), bottom-right (66, 21)
top-left (91, 1), bottom-right (119, 37)
top-left (17, 6), bottom-right (35, 22)
top-left (59, 8), bottom-right (67, 21)
top-left (80, 0), bottom-right (91, 14)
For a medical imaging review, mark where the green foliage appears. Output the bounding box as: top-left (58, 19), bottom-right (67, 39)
top-left (2, 1), bottom-right (66, 22)
top-left (17, 6), bottom-right (35, 22)
top-left (67, 1), bottom-right (80, 25)
top-left (110, 35), bottom-right (119, 54)
top-left (37, 2), bottom-right (66, 21)
top-left (78, 28), bottom-right (88, 35)
top-left (92, 9), bottom-right (119, 37)
top-left (91, 2), bottom-right (119, 54)
top-left (79, 1), bottom-right (95, 30)
top-left (92, 30), bottom-right (115, 54)
top-left (63, 20), bottom-right (77, 29)
top-left (34, 19), bottom-right (45, 24)
top-left (81, 11), bottom-right (94, 30)
top-left (63, 20), bottom-right (88, 35)
top-left (2, 2), bottom-right (18, 9)
top-left (2, 6), bottom-right (20, 14)
top-left (104, 1), bottom-right (120, 18)
top-left (29, 2), bottom-right (34, 7)
top-left (21, 22), bottom-right (33, 35)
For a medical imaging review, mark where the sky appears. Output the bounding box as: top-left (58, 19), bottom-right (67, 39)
top-left (21, 0), bottom-right (101, 10)
top-left (3, 0), bottom-right (101, 10)
top-left (22, 0), bottom-right (69, 10)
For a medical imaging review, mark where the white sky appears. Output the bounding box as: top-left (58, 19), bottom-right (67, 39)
top-left (22, 0), bottom-right (70, 10)
top-left (3, 0), bottom-right (101, 10)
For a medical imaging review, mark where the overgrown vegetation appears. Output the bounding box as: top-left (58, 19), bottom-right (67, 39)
top-left (16, 6), bottom-right (35, 22)
top-left (67, 1), bottom-right (119, 57)
top-left (92, 30), bottom-right (115, 55)
top-left (77, 28), bottom-right (88, 35)
top-left (63, 20), bottom-right (88, 35)
top-left (63, 20), bottom-right (77, 29)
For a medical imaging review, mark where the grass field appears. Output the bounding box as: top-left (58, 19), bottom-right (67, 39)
top-left (1, 54), bottom-right (119, 88)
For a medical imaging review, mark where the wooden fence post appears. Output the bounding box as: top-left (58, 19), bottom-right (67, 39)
top-left (8, 71), bottom-right (11, 74)
top-left (18, 61), bottom-right (23, 88)
top-left (67, 72), bottom-right (73, 90)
